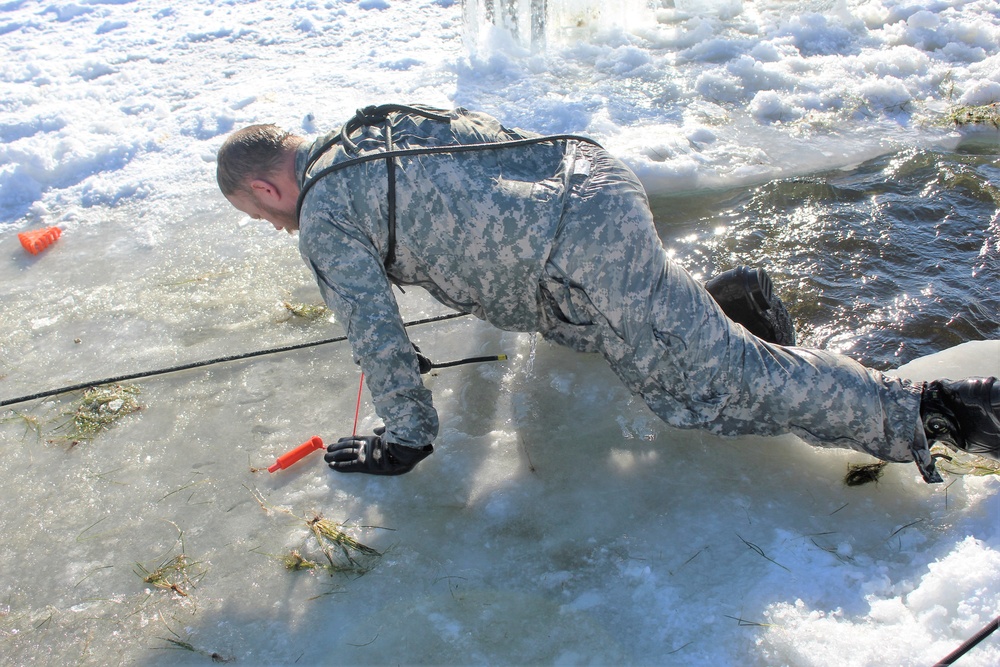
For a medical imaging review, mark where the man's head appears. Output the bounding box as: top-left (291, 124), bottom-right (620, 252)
top-left (217, 124), bottom-right (305, 234)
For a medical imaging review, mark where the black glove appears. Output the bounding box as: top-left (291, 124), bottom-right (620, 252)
top-left (325, 426), bottom-right (433, 475)
top-left (413, 344), bottom-right (433, 374)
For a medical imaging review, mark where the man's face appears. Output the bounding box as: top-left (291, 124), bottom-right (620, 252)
top-left (226, 189), bottom-right (299, 234)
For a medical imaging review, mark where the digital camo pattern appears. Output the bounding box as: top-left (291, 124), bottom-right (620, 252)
top-left (295, 107), bottom-right (932, 477)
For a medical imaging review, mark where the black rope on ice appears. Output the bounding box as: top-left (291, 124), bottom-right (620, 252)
top-left (933, 613), bottom-right (999, 666)
top-left (0, 311), bottom-right (470, 408)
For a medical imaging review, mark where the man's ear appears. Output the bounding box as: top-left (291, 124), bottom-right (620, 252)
top-left (249, 178), bottom-right (282, 203)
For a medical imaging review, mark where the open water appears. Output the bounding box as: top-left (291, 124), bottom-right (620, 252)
top-left (653, 144), bottom-right (1000, 370)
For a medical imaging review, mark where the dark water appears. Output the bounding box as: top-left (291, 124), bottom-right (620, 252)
top-left (650, 143), bottom-right (1000, 371)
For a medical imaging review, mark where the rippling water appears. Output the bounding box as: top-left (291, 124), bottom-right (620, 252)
top-left (651, 143), bottom-right (1000, 371)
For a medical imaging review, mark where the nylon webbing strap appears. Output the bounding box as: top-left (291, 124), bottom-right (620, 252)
top-left (384, 122), bottom-right (398, 267)
top-left (296, 133), bottom-right (602, 218)
top-left (294, 105), bottom-right (604, 269)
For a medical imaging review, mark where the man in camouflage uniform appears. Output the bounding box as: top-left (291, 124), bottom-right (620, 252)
top-left (217, 104), bottom-right (1000, 482)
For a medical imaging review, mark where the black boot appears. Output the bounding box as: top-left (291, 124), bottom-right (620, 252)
top-left (920, 376), bottom-right (1000, 460)
top-left (705, 266), bottom-right (796, 346)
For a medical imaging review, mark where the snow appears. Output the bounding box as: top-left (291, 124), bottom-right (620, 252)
top-left (1, 0), bottom-right (998, 665)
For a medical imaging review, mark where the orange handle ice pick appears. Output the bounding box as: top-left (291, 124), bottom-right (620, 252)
top-left (268, 436), bottom-right (325, 473)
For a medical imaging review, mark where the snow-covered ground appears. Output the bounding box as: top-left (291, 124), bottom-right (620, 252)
top-left (1, 1), bottom-right (998, 664)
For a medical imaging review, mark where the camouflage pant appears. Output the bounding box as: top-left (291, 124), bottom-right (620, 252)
top-left (539, 143), bottom-right (935, 478)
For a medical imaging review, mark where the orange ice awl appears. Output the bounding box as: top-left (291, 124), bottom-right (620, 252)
top-left (19, 226), bottom-right (62, 255)
top-left (268, 436), bottom-right (325, 473)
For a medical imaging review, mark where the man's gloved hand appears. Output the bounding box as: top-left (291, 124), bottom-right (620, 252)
top-left (325, 426), bottom-right (433, 475)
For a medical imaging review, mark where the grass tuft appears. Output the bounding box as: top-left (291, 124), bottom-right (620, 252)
top-left (947, 103), bottom-right (1000, 128)
top-left (155, 637), bottom-right (234, 662)
top-left (53, 384), bottom-right (142, 443)
top-left (844, 461), bottom-right (887, 486)
top-left (282, 549), bottom-right (324, 571)
top-left (248, 486), bottom-right (384, 575)
top-left (1, 411), bottom-right (44, 439)
top-left (156, 610), bottom-right (233, 662)
top-left (282, 301), bottom-right (330, 320)
top-left (134, 523), bottom-right (206, 598)
top-left (932, 445), bottom-right (1000, 477)
top-left (135, 554), bottom-right (205, 598)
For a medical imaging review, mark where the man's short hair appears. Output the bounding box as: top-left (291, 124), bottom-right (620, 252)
top-left (216, 124), bottom-right (297, 196)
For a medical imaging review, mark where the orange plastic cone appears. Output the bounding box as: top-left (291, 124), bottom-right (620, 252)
top-left (18, 226), bottom-right (62, 255)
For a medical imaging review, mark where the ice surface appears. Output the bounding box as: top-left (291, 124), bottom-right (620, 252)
top-left (1, 0), bottom-right (998, 665)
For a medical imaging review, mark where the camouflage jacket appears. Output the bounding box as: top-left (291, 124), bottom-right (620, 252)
top-left (296, 106), bottom-right (586, 447)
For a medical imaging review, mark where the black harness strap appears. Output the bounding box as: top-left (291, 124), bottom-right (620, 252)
top-left (301, 104), bottom-right (452, 178)
top-left (295, 105), bottom-right (603, 267)
top-left (383, 121), bottom-right (398, 267)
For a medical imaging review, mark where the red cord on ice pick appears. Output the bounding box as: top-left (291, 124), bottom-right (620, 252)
top-left (265, 354), bottom-right (504, 473)
top-left (353, 372), bottom-right (364, 437)
top-left (267, 436), bottom-right (325, 473)
top-left (267, 373), bottom-right (365, 473)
